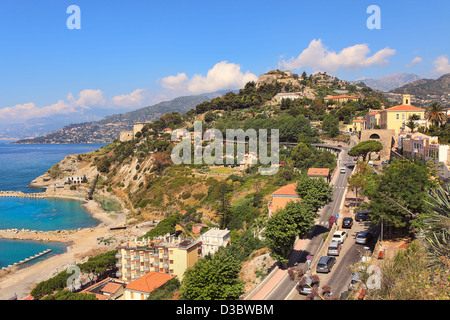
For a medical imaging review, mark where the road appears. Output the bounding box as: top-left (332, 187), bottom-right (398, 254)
top-left (264, 146), bottom-right (355, 300)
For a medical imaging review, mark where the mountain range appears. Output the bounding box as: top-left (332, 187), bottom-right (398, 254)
top-left (357, 73), bottom-right (422, 92)
top-left (390, 73), bottom-right (450, 99)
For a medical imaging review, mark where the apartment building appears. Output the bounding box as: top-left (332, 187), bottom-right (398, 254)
top-left (115, 234), bottom-right (201, 282)
top-left (398, 132), bottom-right (450, 164)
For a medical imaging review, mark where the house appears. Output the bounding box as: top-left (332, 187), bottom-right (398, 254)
top-left (398, 132), bottom-right (450, 164)
top-left (124, 272), bottom-right (174, 300)
top-left (267, 183), bottom-right (299, 216)
top-left (307, 168), bottom-right (331, 182)
top-left (162, 128), bottom-right (173, 135)
top-left (273, 92), bottom-right (303, 103)
top-left (324, 94), bottom-right (359, 104)
top-left (80, 277), bottom-right (128, 300)
top-left (364, 111), bottom-right (381, 129)
top-left (115, 235), bottom-right (201, 282)
top-left (343, 119), bottom-right (364, 133)
top-left (65, 176), bottom-right (84, 184)
top-left (199, 228), bottom-right (230, 257)
top-left (379, 95), bottom-right (426, 133)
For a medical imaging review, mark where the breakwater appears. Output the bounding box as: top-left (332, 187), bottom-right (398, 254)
top-left (1, 249), bottom-right (52, 271)
top-left (0, 191), bottom-right (46, 199)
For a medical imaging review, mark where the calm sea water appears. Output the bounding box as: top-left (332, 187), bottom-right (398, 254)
top-left (0, 142), bottom-right (105, 268)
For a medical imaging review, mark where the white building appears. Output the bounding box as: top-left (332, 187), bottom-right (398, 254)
top-left (199, 228), bottom-right (230, 257)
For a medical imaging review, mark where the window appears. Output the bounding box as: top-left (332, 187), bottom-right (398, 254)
top-left (396, 114), bottom-right (399, 119)
top-left (402, 113), bottom-right (405, 119)
top-left (130, 292), bottom-right (134, 299)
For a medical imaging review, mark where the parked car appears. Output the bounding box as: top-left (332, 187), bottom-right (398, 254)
top-left (340, 167), bottom-right (346, 173)
top-left (355, 231), bottom-right (373, 244)
top-left (342, 217), bottom-right (353, 228)
top-left (355, 210), bottom-right (371, 222)
top-left (337, 145), bottom-right (342, 147)
top-left (332, 231), bottom-right (348, 244)
top-left (327, 241), bottom-right (341, 256)
top-left (353, 157), bottom-right (358, 161)
top-left (299, 277), bottom-right (320, 295)
top-left (316, 256), bottom-right (336, 273)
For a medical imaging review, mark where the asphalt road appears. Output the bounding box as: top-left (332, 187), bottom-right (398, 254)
top-left (264, 146), bottom-right (355, 300)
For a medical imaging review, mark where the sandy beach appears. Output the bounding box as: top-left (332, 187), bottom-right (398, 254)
top-left (0, 193), bottom-right (131, 300)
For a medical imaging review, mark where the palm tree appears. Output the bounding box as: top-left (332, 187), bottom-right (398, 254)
top-left (406, 119), bottom-right (418, 133)
top-left (425, 102), bottom-right (447, 127)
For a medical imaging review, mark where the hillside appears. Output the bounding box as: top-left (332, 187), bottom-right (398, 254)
top-left (14, 95), bottom-right (212, 144)
top-left (389, 73), bottom-right (450, 106)
top-left (358, 73), bottom-right (421, 92)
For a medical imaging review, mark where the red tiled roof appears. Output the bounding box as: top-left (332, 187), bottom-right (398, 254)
top-left (126, 272), bottom-right (174, 294)
top-left (272, 183), bottom-right (298, 196)
top-left (307, 168), bottom-right (330, 176)
top-left (385, 105), bottom-right (425, 111)
top-left (101, 282), bottom-right (123, 294)
top-left (325, 95), bottom-right (358, 99)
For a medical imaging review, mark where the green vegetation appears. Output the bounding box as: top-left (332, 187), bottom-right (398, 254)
top-left (30, 250), bottom-right (117, 300)
top-left (140, 215), bottom-right (181, 239)
top-left (147, 277), bottom-right (181, 300)
top-left (348, 140), bottom-right (383, 161)
top-left (42, 290), bottom-right (97, 300)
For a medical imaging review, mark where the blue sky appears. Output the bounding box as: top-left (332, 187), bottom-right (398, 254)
top-left (0, 0), bottom-right (449, 125)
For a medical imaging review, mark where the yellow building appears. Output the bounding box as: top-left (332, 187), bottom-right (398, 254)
top-left (124, 272), bottom-right (174, 301)
top-left (324, 94), bottom-right (359, 104)
top-left (343, 119), bottom-right (364, 133)
top-left (115, 235), bottom-right (200, 282)
top-left (379, 95), bottom-right (425, 133)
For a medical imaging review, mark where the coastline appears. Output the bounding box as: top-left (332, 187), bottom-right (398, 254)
top-left (0, 187), bottom-right (129, 300)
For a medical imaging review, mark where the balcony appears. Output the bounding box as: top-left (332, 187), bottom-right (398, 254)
top-left (143, 258), bottom-right (149, 262)
top-left (133, 256), bottom-right (140, 261)
top-left (124, 265), bottom-right (131, 269)
top-left (115, 263), bottom-right (122, 268)
top-left (115, 253), bottom-right (122, 259)
top-left (163, 254), bottom-right (169, 259)
top-left (116, 272), bottom-right (122, 277)
top-left (124, 255), bottom-right (131, 260)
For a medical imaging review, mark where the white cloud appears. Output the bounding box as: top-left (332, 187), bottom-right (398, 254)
top-left (111, 88), bottom-right (147, 108)
top-left (66, 89), bottom-right (106, 109)
top-left (411, 56), bottom-right (423, 64)
top-left (431, 55), bottom-right (450, 77)
top-left (160, 61), bottom-right (258, 94)
top-left (0, 100), bottom-right (77, 123)
top-left (279, 39), bottom-right (396, 74)
top-left (0, 89), bottom-right (106, 124)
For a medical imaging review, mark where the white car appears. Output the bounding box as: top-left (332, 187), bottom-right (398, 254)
top-left (332, 231), bottom-right (348, 244)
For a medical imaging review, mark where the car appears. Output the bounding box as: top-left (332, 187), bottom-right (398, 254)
top-left (327, 241), bottom-right (341, 256)
top-left (340, 167), bottom-right (346, 173)
top-left (332, 231), bottom-right (348, 244)
top-left (342, 217), bottom-right (353, 228)
top-left (337, 145), bottom-right (342, 147)
top-left (355, 231), bottom-right (373, 244)
top-left (353, 157), bottom-right (358, 161)
top-left (316, 256), bottom-right (336, 273)
top-left (299, 277), bottom-right (320, 295)
top-left (355, 210), bottom-right (371, 222)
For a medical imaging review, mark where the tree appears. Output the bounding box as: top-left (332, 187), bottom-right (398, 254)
top-left (295, 175), bottom-right (333, 211)
top-left (366, 159), bottom-right (433, 231)
top-left (348, 140), bottom-right (383, 161)
top-left (322, 114), bottom-right (339, 137)
top-left (282, 201), bottom-right (317, 237)
top-left (265, 209), bottom-right (298, 267)
top-left (405, 118), bottom-right (418, 133)
top-left (425, 102), bottom-right (446, 127)
top-left (180, 247), bottom-right (244, 300)
top-left (347, 173), bottom-right (368, 206)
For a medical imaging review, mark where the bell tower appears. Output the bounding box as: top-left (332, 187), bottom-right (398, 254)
top-left (402, 94), bottom-right (411, 105)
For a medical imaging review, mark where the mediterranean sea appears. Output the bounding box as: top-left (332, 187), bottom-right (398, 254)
top-left (0, 142), bottom-right (106, 268)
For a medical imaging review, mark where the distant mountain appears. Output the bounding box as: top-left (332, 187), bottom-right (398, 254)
top-left (14, 94), bottom-right (214, 144)
top-left (390, 73), bottom-right (450, 99)
top-left (357, 73), bottom-right (421, 92)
